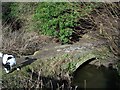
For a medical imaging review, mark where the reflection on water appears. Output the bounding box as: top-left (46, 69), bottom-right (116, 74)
top-left (72, 64), bottom-right (120, 89)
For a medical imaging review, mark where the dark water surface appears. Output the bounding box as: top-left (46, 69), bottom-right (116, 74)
top-left (72, 64), bottom-right (120, 89)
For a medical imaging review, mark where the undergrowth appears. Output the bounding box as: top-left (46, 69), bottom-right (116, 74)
top-left (33, 2), bottom-right (96, 44)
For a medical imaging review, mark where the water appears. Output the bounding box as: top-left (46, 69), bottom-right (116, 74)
top-left (72, 64), bottom-right (120, 89)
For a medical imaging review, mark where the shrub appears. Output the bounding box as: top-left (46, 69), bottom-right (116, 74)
top-left (33, 3), bottom-right (79, 44)
top-left (33, 2), bottom-right (97, 44)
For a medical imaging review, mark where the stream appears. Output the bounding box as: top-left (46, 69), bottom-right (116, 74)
top-left (25, 62), bottom-right (120, 89)
top-left (72, 64), bottom-right (120, 89)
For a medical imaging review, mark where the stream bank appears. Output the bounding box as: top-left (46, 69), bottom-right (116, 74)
top-left (2, 30), bottom-right (120, 89)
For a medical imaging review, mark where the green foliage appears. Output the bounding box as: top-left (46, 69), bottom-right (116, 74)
top-left (33, 2), bottom-right (80, 44)
top-left (59, 28), bottom-right (73, 43)
top-left (66, 61), bottom-right (77, 73)
top-left (33, 2), bottom-right (96, 44)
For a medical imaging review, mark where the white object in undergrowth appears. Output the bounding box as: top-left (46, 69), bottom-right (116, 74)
top-left (0, 52), bottom-right (18, 73)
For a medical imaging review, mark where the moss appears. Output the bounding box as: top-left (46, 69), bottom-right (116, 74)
top-left (2, 45), bottom-right (115, 88)
top-left (93, 46), bottom-right (112, 60)
top-left (3, 46), bottom-right (112, 76)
